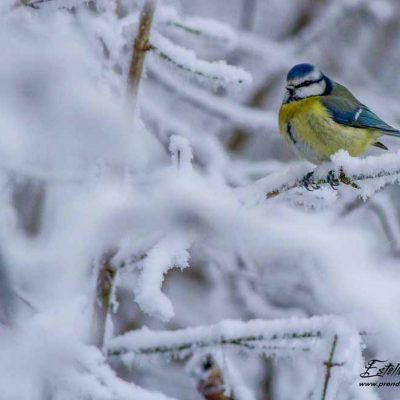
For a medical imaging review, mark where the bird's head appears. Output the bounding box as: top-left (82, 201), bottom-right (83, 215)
top-left (283, 63), bottom-right (333, 104)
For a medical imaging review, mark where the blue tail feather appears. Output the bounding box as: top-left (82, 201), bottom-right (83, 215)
top-left (383, 129), bottom-right (400, 137)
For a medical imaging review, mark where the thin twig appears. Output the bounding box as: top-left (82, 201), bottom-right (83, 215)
top-left (21, 0), bottom-right (81, 8)
top-left (110, 341), bottom-right (312, 358)
top-left (266, 168), bottom-right (400, 199)
top-left (21, 0), bottom-right (47, 7)
top-left (151, 45), bottom-right (247, 84)
top-left (107, 316), bottom-right (367, 359)
top-left (127, 0), bottom-right (157, 104)
top-left (165, 21), bottom-right (232, 45)
top-left (321, 335), bottom-right (341, 400)
top-left (108, 330), bottom-right (322, 357)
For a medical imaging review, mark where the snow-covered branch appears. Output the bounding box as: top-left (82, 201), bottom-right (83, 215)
top-left (107, 316), bottom-right (359, 360)
top-left (21, 0), bottom-right (87, 9)
top-left (107, 317), bottom-right (362, 400)
top-left (21, 0), bottom-right (55, 8)
top-left (159, 6), bottom-right (237, 49)
top-left (263, 151), bottom-right (400, 199)
top-left (150, 34), bottom-right (252, 87)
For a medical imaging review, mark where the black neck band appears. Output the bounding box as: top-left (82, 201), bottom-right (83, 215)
top-left (322, 76), bottom-right (333, 95)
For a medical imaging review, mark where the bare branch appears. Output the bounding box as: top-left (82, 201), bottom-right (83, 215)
top-left (321, 335), bottom-right (341, 400)
top-left (127, 0), bottom-right (157, 103)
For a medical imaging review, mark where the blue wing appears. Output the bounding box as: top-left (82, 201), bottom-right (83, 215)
top-left (322, 96), bottom-right (400, 137)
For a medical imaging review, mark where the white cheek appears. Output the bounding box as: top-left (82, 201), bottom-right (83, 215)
top-left (296, 86), bottom-right (319, 98)
top-left (296, 81), bottom-right (326, 98)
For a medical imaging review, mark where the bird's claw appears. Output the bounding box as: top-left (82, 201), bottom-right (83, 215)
top-left (339, 168), bottom-right (360, 189)
top-left (301, 171), bottom-right (320, 191)
top-left (326, 168), bottom-right (360, 190)
top-left (327, 170), bottom-right (339, 190)
top-left (302, 169), bottom-right (359, 192)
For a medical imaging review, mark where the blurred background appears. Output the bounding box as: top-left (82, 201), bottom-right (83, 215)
top-left (115, 1), bottom-right (400, 399)
top-left (2, 1), bottom-right (400, 399)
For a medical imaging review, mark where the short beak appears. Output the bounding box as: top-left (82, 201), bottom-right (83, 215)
top-left (286, 85), bottom-right (294, 93)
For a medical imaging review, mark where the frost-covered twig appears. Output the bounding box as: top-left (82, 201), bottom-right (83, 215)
top-left (21, 0), bottom-right (86, 8)
top-left (150, 34), bottom-right (251, 87)
top-left (108, 317), bottom-right (362, 398)
top-left (165, 21), bottom-right (233, 46)
top-left (265, 151), bottom-right (400, 199)
top-left (127, 0), bottom-right (157, 103)
top-left (266, 167), bottom-right (400, 199)
top-left (321, 335), bottom-right (340, 400)
top-left (159, 6), bottom-right (237, 49)
top-left (107, 316), bottom-right (357, 359)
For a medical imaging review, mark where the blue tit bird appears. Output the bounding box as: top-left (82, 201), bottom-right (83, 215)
top-left (278, 63), bottom-right (400, 166)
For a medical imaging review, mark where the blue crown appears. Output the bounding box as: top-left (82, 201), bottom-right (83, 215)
top-left (287, 63), bottom-right (315, 81)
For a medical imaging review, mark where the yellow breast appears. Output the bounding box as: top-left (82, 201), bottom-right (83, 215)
top-left (278, 97), bottom-right (380, 164)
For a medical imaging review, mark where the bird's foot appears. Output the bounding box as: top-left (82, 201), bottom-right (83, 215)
top-left (338, 168), bottom-right (360, 189)
top-left (326, 168), bottom-right (360, 190)
top-left (301, 171), bottom-right (320, 191)
top-left (326, 170), bottom-right (340, 190)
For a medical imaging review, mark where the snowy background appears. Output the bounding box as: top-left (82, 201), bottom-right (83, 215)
top-left (1, 0), bottom-right (400, 399)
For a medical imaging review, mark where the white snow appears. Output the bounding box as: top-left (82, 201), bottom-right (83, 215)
top-left (2, 1), bottom-right (400, 400)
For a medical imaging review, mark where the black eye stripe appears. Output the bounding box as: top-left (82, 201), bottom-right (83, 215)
top-left (294, 76), bottom-right (324, 89)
